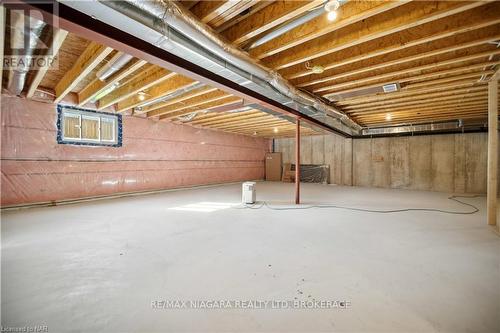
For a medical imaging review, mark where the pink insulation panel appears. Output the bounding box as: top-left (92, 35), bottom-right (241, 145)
top-left (1, 94), bottom-right (271, 206)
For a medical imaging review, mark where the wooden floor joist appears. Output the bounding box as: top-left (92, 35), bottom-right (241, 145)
top-left (298, 33), bottom-right (500, 89)
top-left (147, 90), bottom-right (232, 118)
top-left (159, 96), bottom-right (243, 120)
top-left (78, 58), bottom-right (147, 106)
top-left (98, 66), bottom-right (174, 110)
top-left (249, 0), bottom-right (409, 59)
top-left (265, 1), bottom-right (492, 70)
top-left (222, 0), bottom-right (323, 46)
top-left (53, 41), bottom-right (113, 103)
top-left (285, 3), bottom-right (500, 80)
top-left (26, 29), bottom-right (69, 99)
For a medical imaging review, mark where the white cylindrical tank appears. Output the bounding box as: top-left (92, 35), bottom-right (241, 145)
top-left (242, 182), bottom-right (256, 204)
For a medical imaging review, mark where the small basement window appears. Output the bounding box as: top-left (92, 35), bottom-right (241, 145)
top-left (57, 105), bottom-right (122, 147)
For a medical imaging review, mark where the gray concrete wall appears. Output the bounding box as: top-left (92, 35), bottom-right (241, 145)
top-left (274, 132), bottom-right (491, 193)
top-left (274, 134), bottom-right (352, 186)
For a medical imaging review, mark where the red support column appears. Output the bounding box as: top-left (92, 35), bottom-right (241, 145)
top-left (295, 118), bottom-right (301, 204)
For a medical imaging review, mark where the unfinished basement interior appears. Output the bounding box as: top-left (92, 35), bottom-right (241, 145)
top-left (1, 0), bottom-right (500, 332)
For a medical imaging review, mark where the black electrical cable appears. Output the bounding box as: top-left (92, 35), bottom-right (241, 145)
top-left (235, 195), bottom-right (482, 215)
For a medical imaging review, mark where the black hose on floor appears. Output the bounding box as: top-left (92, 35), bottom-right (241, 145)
top-left (235, 195), bottom-right (482, 215)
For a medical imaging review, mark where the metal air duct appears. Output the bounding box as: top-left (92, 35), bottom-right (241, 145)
top-left (95, 51), bottom-right (134, 81)
top-left (97, 0), bottom-right (361, 133)
top-left (7, 11), bottom-right (46, 95)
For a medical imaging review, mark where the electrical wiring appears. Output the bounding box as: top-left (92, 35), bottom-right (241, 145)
top-left (235, 195), bottom-right (482, 215)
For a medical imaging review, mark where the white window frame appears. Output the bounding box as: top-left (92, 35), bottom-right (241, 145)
top-left (100, 116), bottom-right (117, 143)
top-left (60, 107), bottom-right (119, 146)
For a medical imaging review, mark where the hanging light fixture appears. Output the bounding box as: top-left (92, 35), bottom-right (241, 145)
top-left (137, 91), bottom-right (147, 101)
top-left (324, 0), bottom-right (340, 22)
top-left (327, 10), bottom-right (338, 21)
top-left (306, 61), bottom-right (325, 74)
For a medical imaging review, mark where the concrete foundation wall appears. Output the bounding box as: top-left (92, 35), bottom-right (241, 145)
top-left (275, 132), bottom-right (492, 193)
top-left (274, 135), bottom-right (352, 186)
top-left (1, 94), bottom-right (270, 206)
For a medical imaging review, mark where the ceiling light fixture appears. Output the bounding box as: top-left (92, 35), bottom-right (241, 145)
top-left (327, 10), bottom-right (338, 21)
top-left (138, 91), bottom-right (147, 101)
top-left (306, 61), bottom-right (325, 74)
top-left (273, 127), bottom-right (279, 133)
top-left (324, 0), bottom-right (340, 12)
top-left (385, 114), bottom-right (392, 121)
top-left (325, 0), bottom-right (339, 21)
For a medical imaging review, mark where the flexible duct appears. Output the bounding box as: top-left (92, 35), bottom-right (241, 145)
top-left (248, 6), bottom-right (325, 50)
top-left (96, 52), bottom-right (134, 81)
top-left (135, 81), bottom-right (205, 110)
top-left (7, 12), bottom-right (46, 95)
top-left (99, 0), bottom-right (361, 132)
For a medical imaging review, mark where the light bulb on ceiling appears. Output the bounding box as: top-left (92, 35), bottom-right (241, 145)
top-left (327, 10), bottom-right (338, 21)
top-left (385, 114), bottom-right (392, 121)
top-left (324, 0), bottom-right (340, 12)
top-left (273, 127), bottom-right (279, 133)
top-left (138, 91), bottom-right (146, 101)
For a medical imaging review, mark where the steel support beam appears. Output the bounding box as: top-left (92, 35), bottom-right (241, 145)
top-left (487, 73), bottom-right (498, 228)
top-left (295, 118), bottom-right (301, 205)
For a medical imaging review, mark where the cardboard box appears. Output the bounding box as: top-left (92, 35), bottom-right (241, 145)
top-left (265, 152), bottom-right (282, 181)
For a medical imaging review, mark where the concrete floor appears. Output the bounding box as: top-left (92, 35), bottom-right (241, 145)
top-left (2, 182), bottom-right (499, 333)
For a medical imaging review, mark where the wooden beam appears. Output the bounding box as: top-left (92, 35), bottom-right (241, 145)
top-left (329, 61), bottom-right (500, 97)
top-left (265, 0), bottom-right (492, 70)
top-left (216, 1), bottom-right (272, 33)
top-left (349, 100), bottom-right (489, 116)
top-left (222, 0), bottom-right (323, 46)
top-left (220, 121), bottom-right (294, 132)
top-left (53, 41), bottom-right (113, 103)
top-left (191, 111), bottom-right (264, 126)
top-left (184, 110), bottom-right (239, 124)
top-left (116, 75), bottom-right (195, 112)
top-left (319, 50), bottom-right (500, 96)
top-left (146, 90), bottom-right (231, 118)
top-left (344, 89), bottom-right (488, 112)
top-left (338, 80), bottom-right (487, 106)
top-left (249, 0), bottom-right (408, 60)
top-left (358, 108), bottom-right (490, 120)
top-left (211, 116), bottom-right (286, 130)
top-left (77, 58), bottom-right (147, 106)
top-left (209, 1), bottom-right (259, 28)
top-left (283, 4), bottom-right (500, 80)
top-left (357, 112), bottom-right (489, 126)
top-left (355, 105), bottom-right (489, 118)
top-left (401, 71), bottom-right (495, 91)
top-left (299, 33), bottom-right (500, 89)
top-left (335, 71), bottom-right (491, 104)
top-left (26, 28), bottom-right (68, 98)
top-left (180, 1), bottom-right (199, 10)
top-left (98, 66), bottom-right (172, 110)
top-left (346, 96), bottom-right (490, 115)
top-left (159, 96), bottom-right (242, 120)
top-left (139, 86), bottom-right (218, 113)
top-left (191, 1), bottom-right (239, 24)
top-left (343, 86), bottom-right (487, 109)
top-left (487, 73), bottom-right (498, 227)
